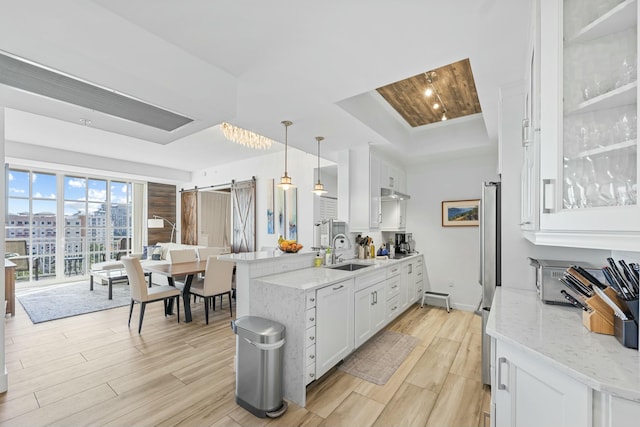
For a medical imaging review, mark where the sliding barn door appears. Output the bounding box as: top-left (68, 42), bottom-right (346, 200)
top-left (181, 190), bottom-right (198, 245)
top-left (231, 178), bottom-right (256, 253)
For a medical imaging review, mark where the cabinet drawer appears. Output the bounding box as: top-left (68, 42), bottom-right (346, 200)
top-left (387, 294), bottom-right (400, 320)
top-left (356, 271), bottom-right (384, 291)
top-left (305, 361), bottom-right (316, 385)
top-left (416, 280), bottom-right (424, 301)
top-left (387, 264), bottom-right (401, 278)
top-left (306, 292), bottom-right (317, 309)
top-left (306, 325), bottom-right (316, 347)
top-left (305, 343), bottom-right (316, 365)
top-left (386, 277), bottom-right (400, 299)
top-left (305, 307), bottom-right (316, 329)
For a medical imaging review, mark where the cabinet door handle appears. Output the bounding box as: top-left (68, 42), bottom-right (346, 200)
top-left (371, 292), bottom-right (375, 306)
top-left (309, 335), bottom-right (315, 341)
top-left (522, 118), bottom-right (531, 146)
top-left (542, 179), bottom-right (555, 214)
top-left (309, 354), bottom-right (315, 360)
top-left (498, 357), bottom-right (508, 391)
top-left (333, 285), bottom-right (344, 291)
top-left (519, 221), bottom-right (532, 226)
top-left (309, 373), bottom-right (315, 379)
top-left (309, 317), bottom-right (315, 322)
top-left (309, 297), bottom-right (315, 302)
top-left (374, 291), bottom-right (378, 304)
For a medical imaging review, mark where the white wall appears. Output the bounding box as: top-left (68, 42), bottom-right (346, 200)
top-left (185, 147), bottom-right (321, 251)
top-left (406, 149), bottom-right (499, 311)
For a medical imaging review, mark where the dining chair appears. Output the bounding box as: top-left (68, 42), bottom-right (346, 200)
top-left (188, 255), bottom-right (235, 324)
top-left (122, 256), bottom-right (181, 333)
top-left (168, 248), bottom-right (198, 263)
top-left (196, 246), bottom-right (230, 261)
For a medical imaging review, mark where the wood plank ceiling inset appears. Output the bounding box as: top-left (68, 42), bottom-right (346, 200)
top-left (376, 58), bottom-right (481, 127)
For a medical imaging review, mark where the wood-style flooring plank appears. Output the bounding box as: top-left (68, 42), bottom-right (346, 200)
top-left (2, 383), bottom-right (116, 427)
top-left (405, 337), bottom-right (461, 393)
top-left (372, 382), bottom-right (437, 427)
top-left (319, 392), bottom-right (385, 427)
top-left (435, 309), bottom-right (474, 342)
top-left (449, 328), bottom-right (482, 381)
top-left (425, 373), bottom-right (484, 427)
top-left (305, 370), bottom-right (363, 419)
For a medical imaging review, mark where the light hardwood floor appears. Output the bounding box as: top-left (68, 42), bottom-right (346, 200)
top-left (1, 287), bottom-right (490, 426)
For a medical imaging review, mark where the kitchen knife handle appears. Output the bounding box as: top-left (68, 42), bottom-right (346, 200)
top-left (498, 357), bottom-right (509, 391)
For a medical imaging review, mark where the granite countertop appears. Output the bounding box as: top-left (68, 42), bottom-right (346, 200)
top-left (487, 287), bottom-right (640, 402)
top-left (218, 250), bottom-right (316, 263)
top-left (255, 253), bottom-right (422, 291)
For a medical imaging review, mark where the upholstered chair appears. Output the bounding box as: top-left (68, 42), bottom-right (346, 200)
top-left (122, 256), bottom-right (181, 333)
top-left (188, 255), bottom-right (235, 324)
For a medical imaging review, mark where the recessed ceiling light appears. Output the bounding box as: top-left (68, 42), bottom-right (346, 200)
top-left (425, 87), bottom-right (433, 97)
top-left (433, 103), bottom-right (440, 110)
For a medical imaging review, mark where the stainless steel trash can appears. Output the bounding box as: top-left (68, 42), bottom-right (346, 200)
top-left (231, 316), bottom-right (287, 418)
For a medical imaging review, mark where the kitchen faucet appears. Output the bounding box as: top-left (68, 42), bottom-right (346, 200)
top-left (331, 233), bottom-right (351, 264)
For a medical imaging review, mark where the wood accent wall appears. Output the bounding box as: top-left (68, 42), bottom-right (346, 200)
top-left (148, 182), bottom-right (177, 245)
top-left (181, 191), bottom-right (198, 245)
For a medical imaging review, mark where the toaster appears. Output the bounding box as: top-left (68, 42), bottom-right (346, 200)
top-left (528, 258), bottom-right (604, 305)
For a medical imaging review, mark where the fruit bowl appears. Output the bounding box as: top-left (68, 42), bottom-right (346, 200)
top-left (279, 241), bottom-right (303, 253)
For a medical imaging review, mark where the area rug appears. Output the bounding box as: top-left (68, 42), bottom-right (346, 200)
top-left (17, 280), bottom-right (131, 324)
top-left (338, 330), bottom-right (420, 385)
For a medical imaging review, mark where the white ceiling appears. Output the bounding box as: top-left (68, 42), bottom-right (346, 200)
top-left (0, 0), bottom-right (530, 173)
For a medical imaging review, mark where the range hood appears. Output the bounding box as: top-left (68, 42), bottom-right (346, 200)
top-left (381, 187), bottom-right (411, 200)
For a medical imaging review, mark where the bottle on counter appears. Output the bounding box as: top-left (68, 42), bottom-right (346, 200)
top-left (325, 248), bottom-right (332, 265)
top-left (358, 245), bottom-right (365, 259)
top-left (314, 252), bottom-right (323, 267)
top-left (370, 240), bottom-right (375, 258)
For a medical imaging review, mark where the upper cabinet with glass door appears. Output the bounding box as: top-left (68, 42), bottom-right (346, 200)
top-left (534, 0), bottom-right (640, 249)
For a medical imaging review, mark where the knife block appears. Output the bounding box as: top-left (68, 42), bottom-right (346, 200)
top-left (582, 287), bottom-right (618, 335)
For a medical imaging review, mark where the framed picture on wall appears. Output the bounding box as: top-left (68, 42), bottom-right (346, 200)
top-left (442, 199), bottom-right (480, 227)
top-left (267, 179), bottom-right (275, 234)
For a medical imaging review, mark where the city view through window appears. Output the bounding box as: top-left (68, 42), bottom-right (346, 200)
top-left (5, 169), bottom-right (133, 282)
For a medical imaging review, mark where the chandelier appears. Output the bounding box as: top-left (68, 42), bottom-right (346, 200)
top-left (312, 136), bottom-right (328, 195)
top-left (220, 122), bottom-right (274, 150)
top-left (277, 120), bottom-right (295, 190)
top-left (424, 71), bottom-right (448, 121)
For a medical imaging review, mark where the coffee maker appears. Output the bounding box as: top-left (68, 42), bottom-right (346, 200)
top-left (394, 232), bottom-right (413, 254)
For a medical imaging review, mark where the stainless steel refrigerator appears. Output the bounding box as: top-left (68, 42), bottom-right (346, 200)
top-left (479, 181), bottom-right (500, 385)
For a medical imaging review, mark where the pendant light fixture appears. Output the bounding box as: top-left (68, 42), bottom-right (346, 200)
top-left (312, 136), bottom-right (328, 195)
top-left (277, 120), bottom-right (295, 190)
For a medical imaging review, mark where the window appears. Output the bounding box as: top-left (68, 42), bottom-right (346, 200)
top-left (6, 168), bottom-right (136, 282)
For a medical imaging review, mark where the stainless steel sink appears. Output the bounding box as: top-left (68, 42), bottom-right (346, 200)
top-left (328, 263), bottom-right (372, 272)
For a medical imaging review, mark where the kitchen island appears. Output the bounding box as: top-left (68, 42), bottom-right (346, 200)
top-left (487, 287), bottom-right (640, 426)
top-left (249, 254), bottom-right (425, 407)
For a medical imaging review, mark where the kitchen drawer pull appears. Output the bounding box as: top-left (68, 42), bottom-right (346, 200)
top-left (309, 373), bottom-right (315, 379)
top-left (333, 285), bottom-right (344, 291)
top-left (391, 268), bottom-right (398, 273)
top-left (391, 285), bottom-right (398, 289)
top-left (309, 297), bottom-right (315, 302)
top-left (392, 305), bottom-right (398, 311)
top-left (309, 317), bottom-right (315, 322)
top-left (309, 354), bottom-right (315, 359)
top-left (498, 357), bottom-right (508, 391)
top-left (309, 336), bottom-right (315, 341)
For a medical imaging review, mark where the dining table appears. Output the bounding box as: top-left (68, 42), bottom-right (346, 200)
top-left (143, 260), bottom-right (206, 323)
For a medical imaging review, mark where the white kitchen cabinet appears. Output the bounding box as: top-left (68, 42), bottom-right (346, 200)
top-left (315, 278), bottom-right (354, 378)
top-left (400, 260), bottom-right (417, 310)
top-left (380, 199), bottom-right (406, 230)
top-left (523, 0), bottom-right (640, 249)
top-left (521, 0), bottom-right (540, 231)
top-left (493, 338), bottom-right (590, 427)
top-left (354, 277), bottom-right (386, 348)
top-left (380, 160), bottom-right (407, 193)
